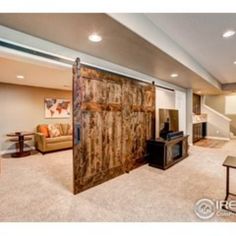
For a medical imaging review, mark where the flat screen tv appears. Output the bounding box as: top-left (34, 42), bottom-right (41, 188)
top-left (159, 109), bottom-right (179, 136)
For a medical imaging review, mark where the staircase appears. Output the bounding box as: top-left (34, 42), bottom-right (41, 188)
top-left (202, 96), bottom-right (232, 140)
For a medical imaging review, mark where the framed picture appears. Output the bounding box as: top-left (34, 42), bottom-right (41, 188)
top-left (44, 98), bottom-right (71, 118)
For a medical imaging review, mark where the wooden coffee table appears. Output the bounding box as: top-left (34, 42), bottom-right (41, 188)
top-left (7, 132), bottom-right (34, 157)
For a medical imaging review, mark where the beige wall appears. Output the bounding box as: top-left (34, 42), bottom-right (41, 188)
top-left (205, 95), bottom-right (236, 134)
top-left (205, 95), bottom-right (225, 114)
top-left (0, 83), bottom-right (72, 152)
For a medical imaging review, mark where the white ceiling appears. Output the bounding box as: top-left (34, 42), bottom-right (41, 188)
top-left (0, 56), bottom-right (72, 90)
top-left (0, 13), bottom-right (222, 94)
top-left (145, 13), bottom-right (236, 84)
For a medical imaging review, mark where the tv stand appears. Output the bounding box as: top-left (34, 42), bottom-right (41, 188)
top-left (147, 135), bottom-right (189, 170)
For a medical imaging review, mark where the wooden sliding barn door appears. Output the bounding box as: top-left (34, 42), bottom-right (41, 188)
top-left (122, 80), bottom-right (155, 170)
top-left (73, 58), bottom-right (155, 194)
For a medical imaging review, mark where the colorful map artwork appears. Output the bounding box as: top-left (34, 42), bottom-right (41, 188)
top-left (44, 98), bottom-right (71, 118)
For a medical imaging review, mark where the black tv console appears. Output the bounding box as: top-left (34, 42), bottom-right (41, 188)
top-left (147, 135), bottom-right (189, 170)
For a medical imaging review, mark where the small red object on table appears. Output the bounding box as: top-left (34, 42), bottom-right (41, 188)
top-left (7, 132), bottom-right (34, 157)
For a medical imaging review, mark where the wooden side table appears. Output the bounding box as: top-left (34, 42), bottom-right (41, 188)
top-left (7, 132), bottom-right (34, 158)
top-left (222, 156), bottom-right (236, 213)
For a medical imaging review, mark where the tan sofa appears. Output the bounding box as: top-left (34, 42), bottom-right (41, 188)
top-left (35, 123), bottom-right (72, 154)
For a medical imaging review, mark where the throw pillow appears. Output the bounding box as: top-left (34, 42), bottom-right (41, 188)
top-left (55, 123), bottom-right (63, 135)
top-left (60, 123), bottom-right (70, 136)
top-left (39, 125), bottom-right (49, 138)
top-left (48, 124), bottom-right (61, 138)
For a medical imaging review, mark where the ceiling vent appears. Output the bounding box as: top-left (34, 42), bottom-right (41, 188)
top-left (0, 40), bottom-right (73, 65)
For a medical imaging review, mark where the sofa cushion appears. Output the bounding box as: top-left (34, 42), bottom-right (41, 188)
top-left (46, 135), bottom-right (72, 144)
top-left (48, 124), bottom-right (61, 138)
top-left (60, 123), bottom-right (70, 136)
top-left (38, 125), bottom-right (49, 138)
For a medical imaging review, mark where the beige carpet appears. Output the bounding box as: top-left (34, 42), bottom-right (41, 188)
top-left (1, 142), bottom-right (236, 222)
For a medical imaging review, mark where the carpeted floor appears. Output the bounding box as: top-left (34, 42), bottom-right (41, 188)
top-left (1, 141), bottom-right (236, 222)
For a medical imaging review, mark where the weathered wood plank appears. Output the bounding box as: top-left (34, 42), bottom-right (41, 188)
top-left (81, 102), bottom-right (122, 112)
top-left (73, 62), bottom-right (155, 194)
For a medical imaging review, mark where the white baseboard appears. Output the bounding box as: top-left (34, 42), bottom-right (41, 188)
top-left (1, 147), bottom-right (35, 156)
top-left (205, 136), bottom-right (230, 141)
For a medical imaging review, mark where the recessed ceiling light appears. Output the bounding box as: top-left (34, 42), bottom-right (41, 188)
top-left (16, 75), bottom-right (24, 80)
top-left (170, 73), bottom-right (178, 78)
top-left (197, 90), bottom-right (202, 94)
top-left (88, 33), bottom-right (102, 42)
top-left (234, 61), bottom-right (236, 65)
top-left (222, 30), bottom-right (235, 38)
